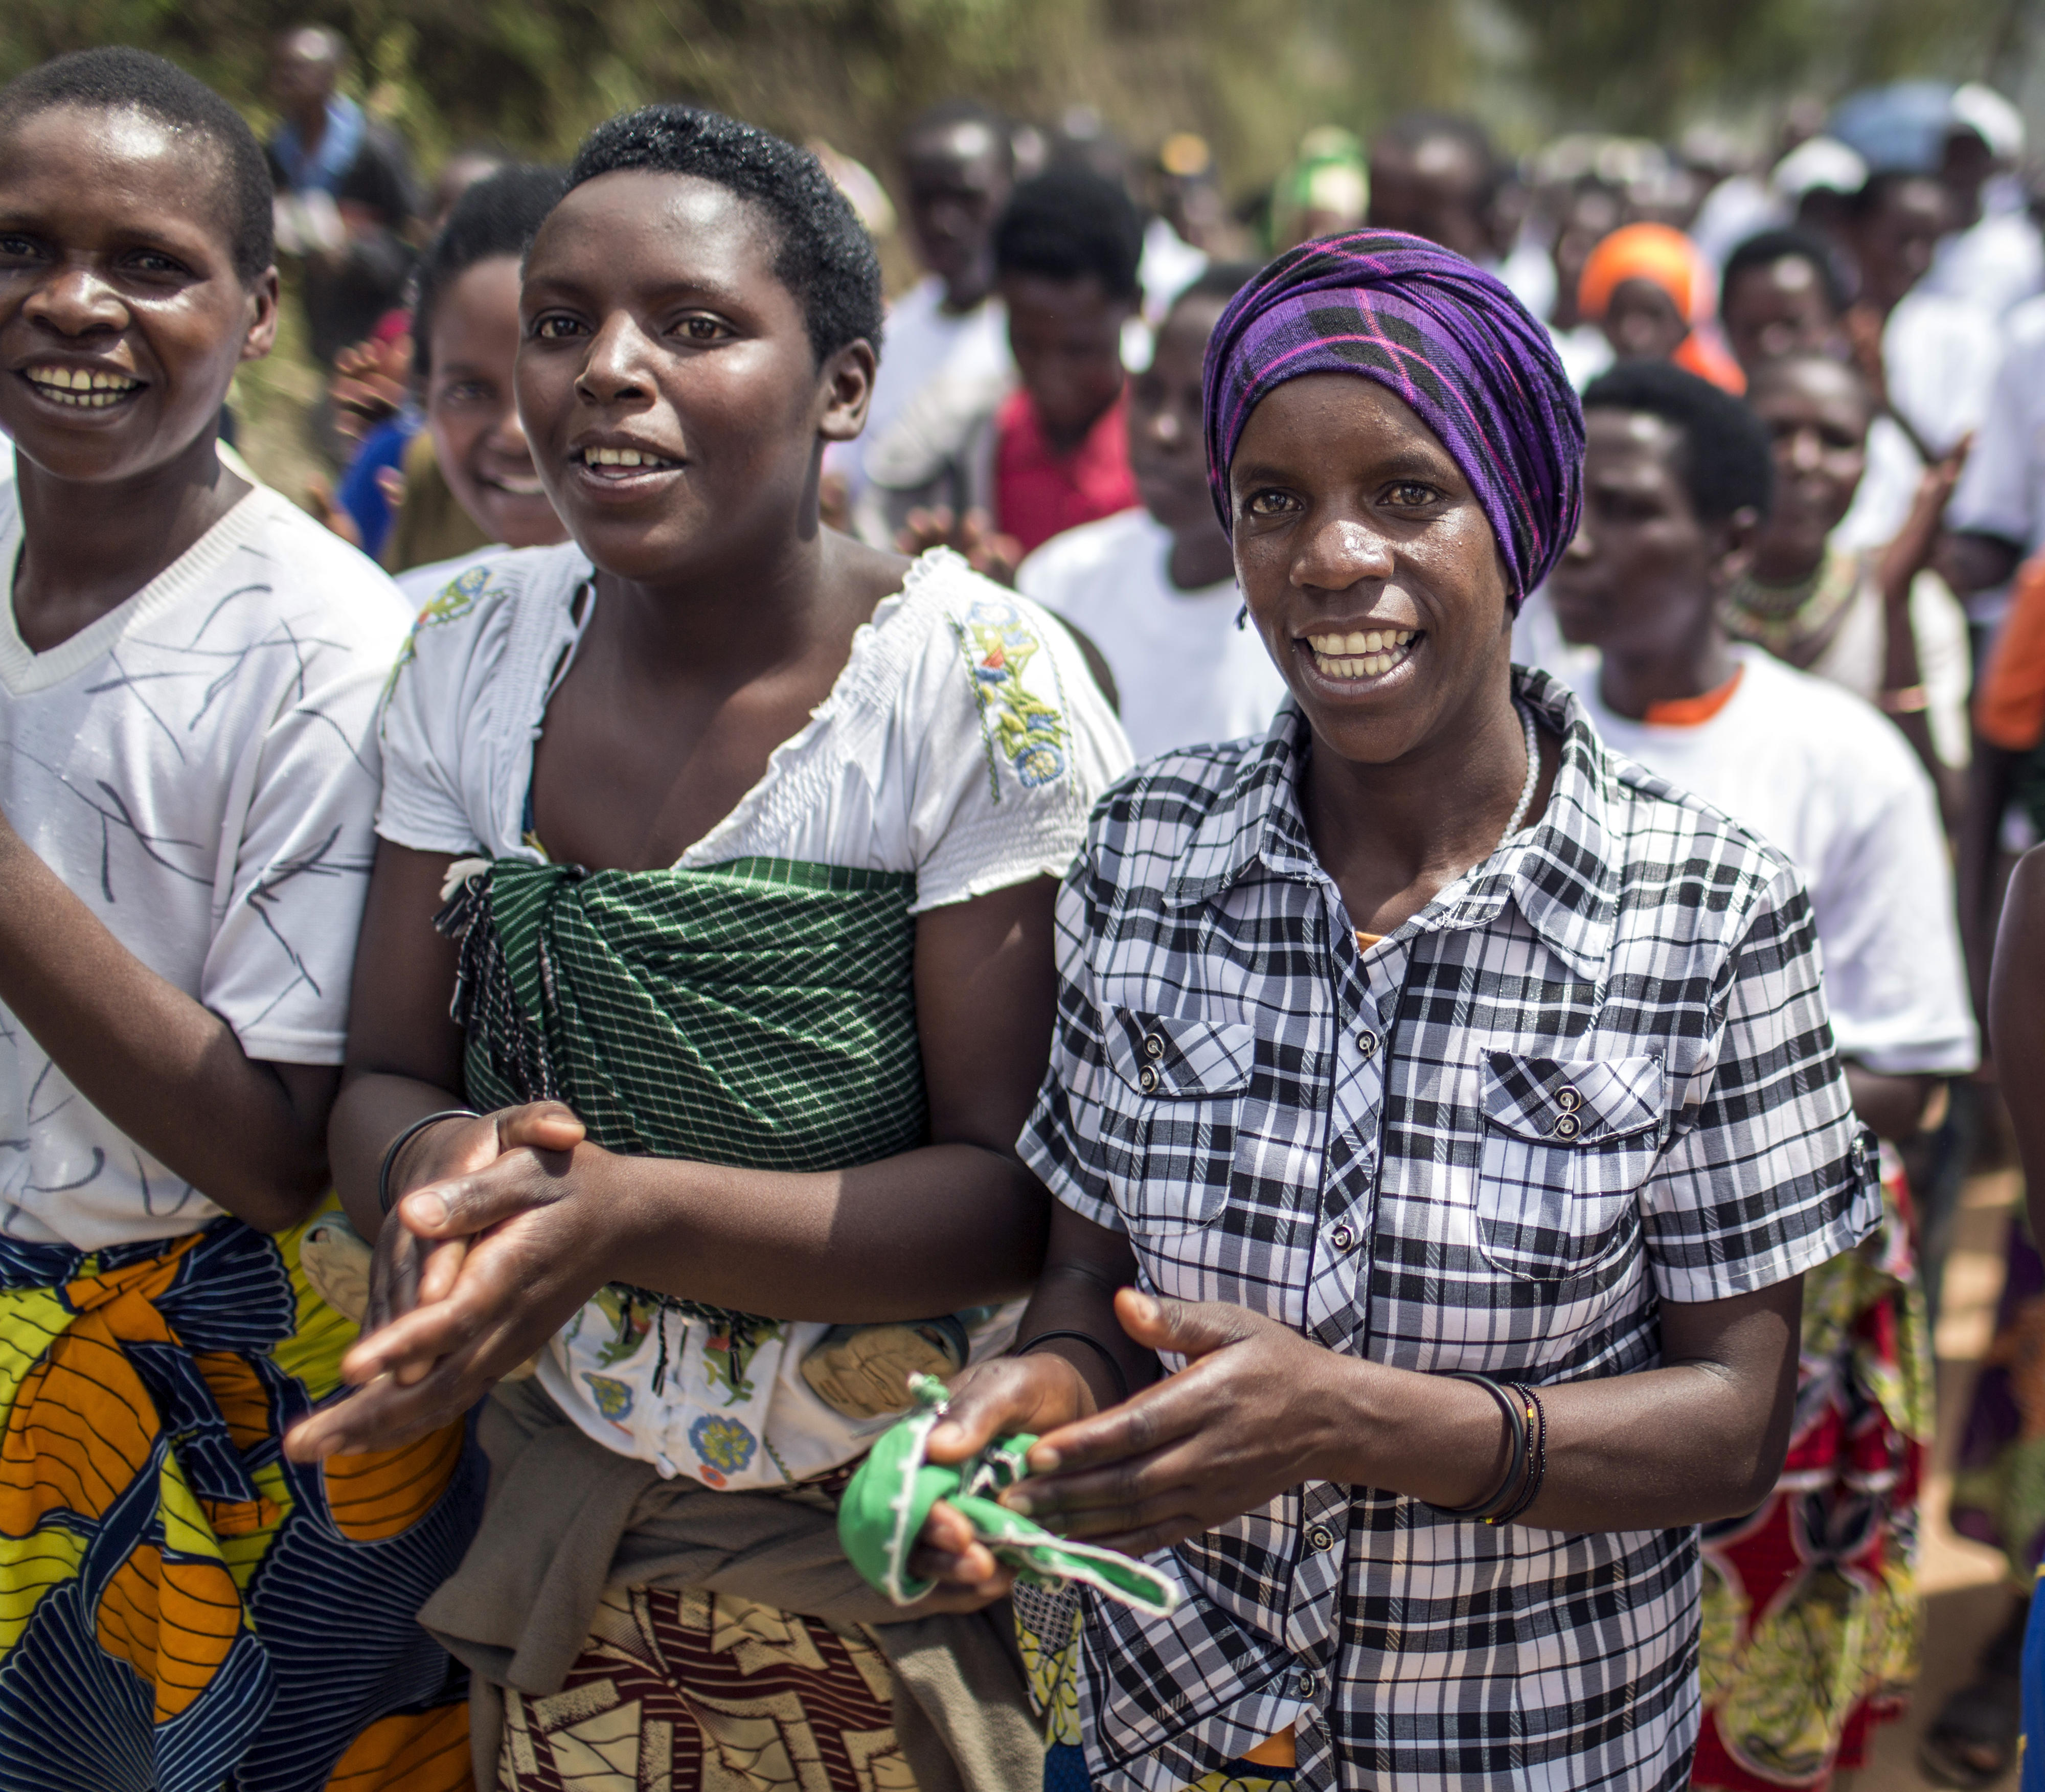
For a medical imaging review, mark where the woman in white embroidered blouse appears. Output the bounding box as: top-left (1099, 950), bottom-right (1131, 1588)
top-left (284, 107), bottom-right (1126, 1790)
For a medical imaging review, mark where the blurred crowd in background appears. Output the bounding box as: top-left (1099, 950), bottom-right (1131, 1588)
top-left (52, 24), bottom-right (2045, 1787)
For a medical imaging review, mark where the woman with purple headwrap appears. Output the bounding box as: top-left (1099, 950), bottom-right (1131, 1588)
top-left (912, 231), bottom-right (1880, 1792)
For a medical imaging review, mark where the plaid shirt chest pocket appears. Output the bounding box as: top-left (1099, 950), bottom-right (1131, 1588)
top-left (1473, 1052), bottom-right (1667, 1282)
top-left (1099, 1008), bottom-right (1257, 1229)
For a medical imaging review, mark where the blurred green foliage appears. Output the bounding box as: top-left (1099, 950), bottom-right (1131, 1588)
top-left (0, 0), bottom-right (2030, 188)
top-left (1494, 0), bottom-right (2031, 137)
top-left (0, 0), bottom-right (1466, 192)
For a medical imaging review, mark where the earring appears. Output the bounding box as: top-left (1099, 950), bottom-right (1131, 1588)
top-left (1235, 604), bottom-right (1249, 631)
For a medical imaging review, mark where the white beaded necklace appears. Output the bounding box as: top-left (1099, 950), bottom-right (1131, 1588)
top-left (1497, 699), bottom-right (1540, 851)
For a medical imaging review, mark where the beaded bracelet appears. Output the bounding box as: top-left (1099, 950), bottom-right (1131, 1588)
top-left (376, 1108), bottom-right (479, 1216)
top-left (1428, 1371), bottom-right (1528, 1521)
top-left (1494, 1382), bottom-right (1549, 1526)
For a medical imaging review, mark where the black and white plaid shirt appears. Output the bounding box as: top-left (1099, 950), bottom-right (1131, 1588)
top-left (1019, 670), bottom-right (1878, 1792)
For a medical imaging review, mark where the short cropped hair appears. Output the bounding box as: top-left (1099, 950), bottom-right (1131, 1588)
top-left (413, 165), bottom-right (568, 379)
top-left (993, 167), bottom-right (1144, 300)
top-left (1581, 359), bottom-right (1775, 523)
top-left (0, 48), bottom-right (272, 285)
top-left (1721, 227), bottom-right (1850, 316)
top-left (564, 105), bottom-right (883, 365)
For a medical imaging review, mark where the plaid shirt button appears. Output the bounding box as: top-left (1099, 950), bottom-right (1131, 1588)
top-left (1355, 1028), bottom-right (1378, 1059)
top-left (1330, 1224), bottom-right (1355, 1251)
top-left (1553, 1112), bottom-right (1581, 1139)
top-left (1306, 1524), bottom-right (1336, 1551)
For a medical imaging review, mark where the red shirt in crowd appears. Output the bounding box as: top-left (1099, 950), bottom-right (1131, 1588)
top-left (992, 387), bottom-right (1140, 555)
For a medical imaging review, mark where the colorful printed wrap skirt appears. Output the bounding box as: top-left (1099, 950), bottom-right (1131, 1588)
top-left (0, 1208), bottom-right (485, 1792)
top-left (1693, 1153), bottom-right (1932, 1790)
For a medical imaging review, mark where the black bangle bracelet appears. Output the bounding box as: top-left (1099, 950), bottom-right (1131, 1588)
top-left (1015, 1329), bottom-right (1130, 1404)
top-left (377, 1108), bottom-right (479, 1216)
top-left (1495, 1383), bottom-right (1549, 1526)
top-left (1429, 1371), bottom-right (1528, 1521)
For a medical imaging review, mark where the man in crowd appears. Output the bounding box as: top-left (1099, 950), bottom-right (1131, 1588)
top-left (265, 26), bottom-right (417, 368)
top-left (1834, 168), bottom-right (1997, 554)
top-left (1543, 358), bottom-right (1971, 1786)
top-left (860, 164), bottom-right (1142, 562)
top-left (852, 100), bottom-right (1014, 488)
top-left (1368, 109), bottom-right (1554, 317)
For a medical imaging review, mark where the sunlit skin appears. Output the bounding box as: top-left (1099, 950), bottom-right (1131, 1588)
top-left (1231, 372), bottom-right (1532, 821)
top-left (904, 375), bottom-right (1802, 1600)
top-left (1600, 276), bottom-right (1690, 365)
top-left (900, 121), bottom-right (1011, 311)
top-left (0, 103), bottom-right (339, 1231)
top-left (517, 170), bottom-right (872, 593)
top-left (1126, 292), bottom-right (1234, 589)
top-left (1000, 268), bottom-right (1130, 454)
top-left (1722, 255), bottom-right (1845, 376)
top-left (423, 255), bottom-right (566, 548)
top-left (1744, 356), bottom-right (1871, 583)
top-left (0, 106), bottom-right (276, 527)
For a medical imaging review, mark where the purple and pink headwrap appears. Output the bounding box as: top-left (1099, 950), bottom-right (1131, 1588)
top-left (1202, 229), bottom-right (1584, 604)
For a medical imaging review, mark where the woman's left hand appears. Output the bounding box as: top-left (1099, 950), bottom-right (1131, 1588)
top-left (282, 1138), bottom-right (621, 1461)
top-left (999, 1288), bottom-right (1359, 1555)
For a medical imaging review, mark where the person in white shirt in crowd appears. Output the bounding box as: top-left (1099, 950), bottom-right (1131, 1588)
top-left (1543, 361), bottom-right (1974, 1117)
top-left (0, 46), bottom-right (470, 1783)
top-left (1731, 353), bottom-right (1971, 799)
top-left (1016, 263), bottom-right (1288, 761)
top-left (1719, 226), bottom-right (1852, 371)
top-left (1942, 291), bottom-right (2045, 629)
top-left (1541, 358), bottom-right (1972, 1785)
top-left (1923, 82), bottom-right (2043, 321)
top-left (834, 100), bottom-right (1014, 508)
top-left (1834, 169), bottom-right (1999, 556)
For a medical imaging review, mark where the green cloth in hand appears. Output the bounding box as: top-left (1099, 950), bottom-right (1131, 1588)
top-left (837, 1375), bottom-right (1180, 1617)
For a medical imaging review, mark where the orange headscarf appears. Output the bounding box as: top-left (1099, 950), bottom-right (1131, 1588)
top-left (1577, 222), bottom-right (1746, 394)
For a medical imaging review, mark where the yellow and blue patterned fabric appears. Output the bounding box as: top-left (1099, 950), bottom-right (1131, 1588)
top-left (0, 1208), bottom-right (482, 1791)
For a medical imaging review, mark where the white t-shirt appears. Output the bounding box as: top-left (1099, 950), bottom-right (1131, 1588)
top-left (838, 277), bottom-right (1011, 501)
top-left (1924, 209), bottom-right (2045, 319)
top-left (1017, 509), bottom-right (1291, 763)
top-left (0, 479), bottom-right (411, 1249)
top-left (1950, 291), bottom-right (2045, 556)
top-left (1565, 648), bottom-right (1976, 1079)
top-left (376, 544), bottom-right (1132, 1485)
top-left (1836, 289), bottom-right (2002, 554)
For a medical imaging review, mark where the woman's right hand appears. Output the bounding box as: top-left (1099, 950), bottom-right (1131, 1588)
top-left (907, 1350), bottom-right (1096, 1595)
